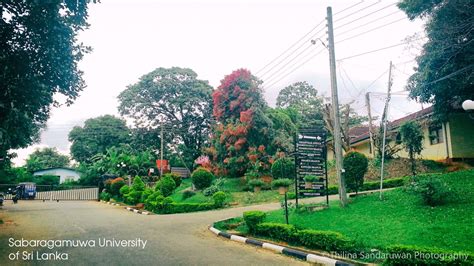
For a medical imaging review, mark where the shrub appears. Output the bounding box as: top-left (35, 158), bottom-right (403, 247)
top-left (157, 202), bottom-right (216, 214)
top-left (297, 229), bottom-right (353, 252)
top-left (163, 173), bottom-right (182, 187)
top-left (327, 185), bottom-right (339, 195)
top-left (256, 222), bottom-right (297, 243)
top-left (213, 191), bottom-right (226, 208)
top-left (119, 185), bottom-right (130, 196)
top-left (110, 177), bottom-right (126, 196)
top-left (126, 190), bottom-right (142, 205)
top-left (385, 245), bottom-right (474, 265)
top-left (159, 175), bottom-right (176, 197)
top-left (140, 188), bottom-right (153, 203)
top-left (243, 211), bottom-right (266, 233)
top-left (131, 176), bottom-right (145, 192)
top-left (303, 175), bottom-right (317, 182)
top-left (287, 191), bottom-right (296, 199)
top-left (182, 190), bottom-right (196, 200)
top-left (271, 178), bottom-right (293, 188)
top-left (248, 179), bottom-right (265, 188)
top-left (192, 167), bottom-right (214, 189)
top-left (203, 185), bottom-right (220, 196)
top-left (343, 151), bottom-right (368, 194)
top-left (144, 191), bottom-right (163, 210)
top-left (104, 179), bottom-right (113, 192)
top-left (412, 176), bottom-right (449, 206)
top-left (271, 157), bottom-right (295, 179)
top-left (100, 192), bottom-right (111, 201)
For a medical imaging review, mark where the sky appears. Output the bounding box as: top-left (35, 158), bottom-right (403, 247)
top-left (12, 0), bottom-right (426, 165)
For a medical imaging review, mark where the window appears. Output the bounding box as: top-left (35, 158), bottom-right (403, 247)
top-left (429, 125), bottom-right (444, 145)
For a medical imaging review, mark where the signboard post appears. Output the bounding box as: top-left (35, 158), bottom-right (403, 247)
top-left (294, 128), bottom-right (329, 207)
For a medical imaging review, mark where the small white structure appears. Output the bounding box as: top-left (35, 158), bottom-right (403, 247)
top-left (33, 167), bottom-right (81, 184)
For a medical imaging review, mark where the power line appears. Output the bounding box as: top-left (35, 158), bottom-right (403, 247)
top-left (336, 17), bottom-right (407, 44)
top-left (255, 19), bottom-right (326, 76)
top-left (334, 2), bottom-right (397, 30)
top-left (333, 1), bottom-right (382, 23)
top-left (336, 10), bottom-right (401, 37)
top-left (334, 0), bottom-right (365, 16)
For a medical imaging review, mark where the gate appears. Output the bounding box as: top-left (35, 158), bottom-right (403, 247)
top-left (0, 184), bottom-right (99, 201)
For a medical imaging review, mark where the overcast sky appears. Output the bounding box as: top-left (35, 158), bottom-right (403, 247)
top-left (13, 0), bottom-right (426, 165)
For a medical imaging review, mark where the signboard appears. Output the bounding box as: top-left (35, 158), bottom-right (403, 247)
top-left (294, 128), bottom-right (329, 204)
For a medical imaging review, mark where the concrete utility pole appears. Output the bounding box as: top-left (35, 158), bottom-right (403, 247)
top-left (327, 7), bottom-right (348, 207)
top-left (366, 92), bottom-right (375, 157)
top-left (160, 123), bottom-right (164, 177)
top-left (379, 61), bottom-right (393, 200)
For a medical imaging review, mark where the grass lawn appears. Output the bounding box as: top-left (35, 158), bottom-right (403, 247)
top-left (264, 170), bottom-right (474, 253)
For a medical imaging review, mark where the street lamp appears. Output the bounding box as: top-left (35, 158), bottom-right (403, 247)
top-left (462, 100), bottom-right (474, 111)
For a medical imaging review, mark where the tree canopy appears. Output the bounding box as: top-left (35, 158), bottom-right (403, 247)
top-left (0, 1), bottom-right (92, 160)
top-left (398, 0), bottom-right (474, 120)
top-left (68, 115), bottom-right (131, 163)
top-left (118, 67), bottom-right (213, 167)
top-left (25, 147), bottom-right (70, 172)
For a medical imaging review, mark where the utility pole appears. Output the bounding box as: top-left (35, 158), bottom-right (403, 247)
top-left (366, 92), bottom-right (375, 157)
top-left (379, 61), bottom-right (393, 200)
top-left (327, 7), bottom-right (347, 207)
top-left (160, 123), bottom-right (164, 177)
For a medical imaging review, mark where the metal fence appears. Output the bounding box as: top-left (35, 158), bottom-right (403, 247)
top-left (0, 184), bottom-right (99, 201)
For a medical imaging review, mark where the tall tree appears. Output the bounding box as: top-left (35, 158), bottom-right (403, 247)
top-left (0, 1), bottom-right (93, 160)
top-left (118, 67), bottom-right (213, 167)
top-left (25, 147), bottom-right (70, 172)
top-left (398, 0), bottom-right (474, 120)
top-left (68, 115), bottom-right (130, 163)
top-left (276, 81), bottom-right (324, 127)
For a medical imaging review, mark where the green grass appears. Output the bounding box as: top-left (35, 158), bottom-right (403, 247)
top-left (264, 170), bottom-right (474, 253)
top-left (169, 179), bottom-right (212, 203)
top-left (229, 190), bottom-right (284, 206)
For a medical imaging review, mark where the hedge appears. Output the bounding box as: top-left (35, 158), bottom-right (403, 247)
top-left (384, 245), bottom-right (474, 266)
top-left (297, 229), bottom-right (354, 252)
top-left (243, 211), bottom-right (266, 233)
top-left (325, 177), bottom-right (406, 195)
top-left (157, 202), bottom-right (216, 214)
top-left (256, 222), bottom-right (297, 244)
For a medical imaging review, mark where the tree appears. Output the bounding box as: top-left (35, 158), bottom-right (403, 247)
top-left (0, 1), bottom-right (93, 161)
top-left (343, 151), bottom-right (368, 194)
top-left (68, 115), bottom-right (131, 163)
top-left (118, 67), bottom-right (213, 167)
top-left (209, 69), bottom-right (274, 177)
top-left (25, 147), bottom-right (70, 172)
top-left (276, 81), bottom-right (324, 127)
top-left (399, 121), bottom-right (424, 176)
top-left (398, 0), bottom-right (474, 121)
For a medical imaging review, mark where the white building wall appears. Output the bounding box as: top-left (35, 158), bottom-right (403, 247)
top-left (33, 168), bottom-right (81, 184)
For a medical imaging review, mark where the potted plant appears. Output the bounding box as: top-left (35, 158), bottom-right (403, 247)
top-left (271, 179), bottom-right (293, 195)
top-left (248, 179), bottom-right (265, 193)
top-left (303, 175), bottom-right (317, 189)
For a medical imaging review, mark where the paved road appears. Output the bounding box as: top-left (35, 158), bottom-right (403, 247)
top-left (0, 196), bottom-right (337, 266)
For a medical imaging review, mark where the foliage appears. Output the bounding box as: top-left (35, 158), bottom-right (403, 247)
top-left (256, 222), bottom-right (298, 243)
top-left (118, 67), bottom-right (213, 167)
top-left (191, 167), bottom-right (214, 189)
top-left (0, 1), bottom-right (92, 159)
top-left (303, 175), bottom-right (317, 182)
top-left (34, 175), bottom-right (60, 186)
top-left (271, 178), bottom-right (293, 188)
top-left (265, 108), bottom-right (297, 153)
top-left (164, 173), bottom-right (182, 187)
top-left (69, 115), bottom-right (130, 164)
top-left (398, 0), bottom-right (474, 121)
top-left (297, 229), bottom-right (353, 252)
top-left (100, 192), bottom-right (112, 201)
top-left (247, 179), bottom-right (265, 188)
top-left (399, 121), bottom-right (424, 176)
top-left (209, 69), bottom-right (275, 177)
top-left (343, 151), bottom-right (368, 193)
top-left (158, 175), bottom-right (176, 197)
top-left (212, 191), bottom-right (226, 208)
top-left (385, 245), bottom-right (474, 266)
top-left (276, 81), bottom-right (324, 127)
top-left (271, 157), bottom-right (295, 179)
top-left (243, 211), bottom-right (266, 234)
top-left (203, 185), bottom-right (220, 197)
top-left (410, 176), bottom-right (449, 207)
top-left (25, 148), bottom-right (70, 172)
top-left (119, 185), bottom-right (130, 196)
top-left (121, 176), bottom-right (146, 205)
top-left (182, 190), bottom-right (196, 200)
top-left (110, 178), bottom-right (126, 197)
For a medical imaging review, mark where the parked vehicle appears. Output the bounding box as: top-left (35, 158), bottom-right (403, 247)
top-left (0, 192), bottom-right (4, 206)
top-left (18, 182), bottom-right (36, 199)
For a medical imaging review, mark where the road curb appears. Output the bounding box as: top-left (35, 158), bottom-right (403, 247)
top-left (209, 225), bottom-right (353, 266)
top-left (100, 200), bottom-right (150, 215)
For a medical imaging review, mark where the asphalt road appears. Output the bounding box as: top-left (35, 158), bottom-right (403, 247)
top-left (0, 197), bottom-right (333, 266)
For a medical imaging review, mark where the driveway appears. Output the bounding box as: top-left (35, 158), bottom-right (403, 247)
top-left (0, 197), bottom-right (333, 265)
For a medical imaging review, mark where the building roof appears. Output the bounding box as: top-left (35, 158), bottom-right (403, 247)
top-left (33, 167), bottom-right (81, 173)
top-left (350, 106), bottom-right (434, 144)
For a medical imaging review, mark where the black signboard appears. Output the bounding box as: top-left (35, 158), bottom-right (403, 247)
top-left (294, 128), bottom-right (329, 205)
